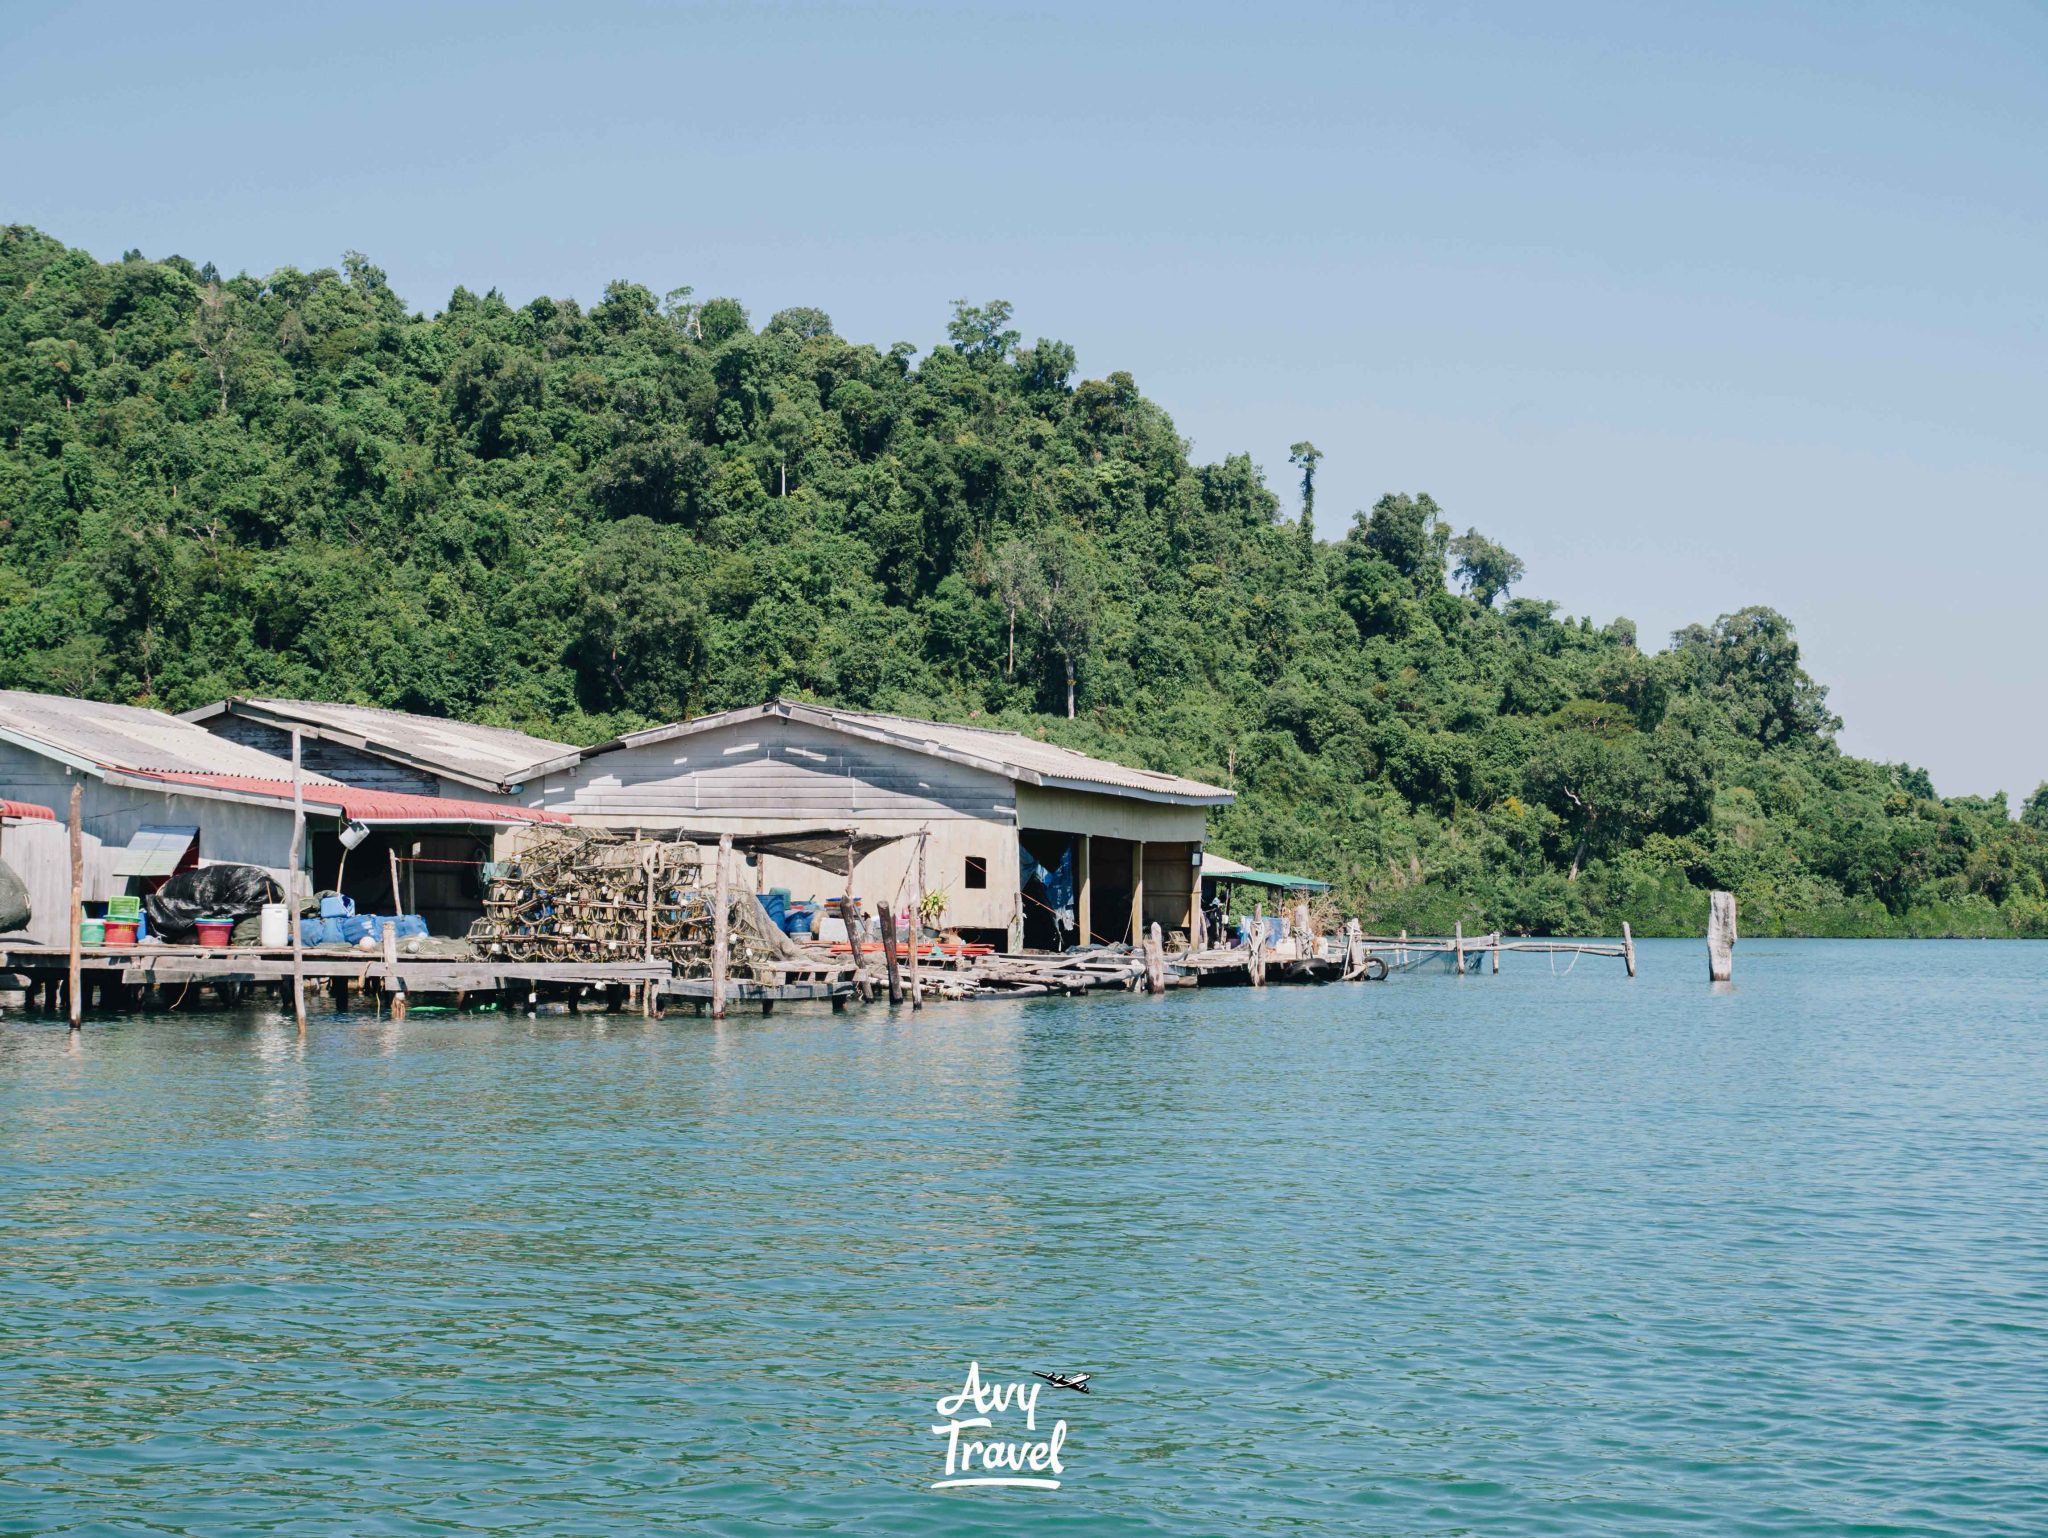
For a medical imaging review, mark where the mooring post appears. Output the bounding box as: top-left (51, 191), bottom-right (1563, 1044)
top-left (1454, 922), bottom-right (1465, 976)
top-left (711, 832), bottom-right (732, 1019)
top-left (383, 920), bottom-right (406, 1021)
top-left (288, 731), bottom-right (307, 1034)
top-left (910, 831), bottom-right (927, 1011)
top-left (1622, 921), bottom-right (1637, 978)
top-left (66, 781), bottom-right (82, 1031)
top-left (1491, 932), bottom-right (1500, 975)
top-left (1146, 922), bottom-right (1166, 994)
top-left (1250, 902), bottom-right (1266, 988)
top-left (842, 840), bottom-right (867, 1003)
top-left (878, 903), bottom-right (904, 1005)
top-left (1398, 929), bottom-right (1408, 968)
top-left (1707, 892), bottom-right (1736, 982)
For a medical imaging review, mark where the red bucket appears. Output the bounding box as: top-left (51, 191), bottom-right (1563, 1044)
top-left (103, 920), bottom-right (138, 946)
top-left (194, 919), bottom-right (233, 948)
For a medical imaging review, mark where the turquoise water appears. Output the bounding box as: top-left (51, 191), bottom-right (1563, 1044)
top-left (2, 939), bottom-right (2044, 1535)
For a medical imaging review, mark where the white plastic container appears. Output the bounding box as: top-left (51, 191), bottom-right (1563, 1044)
top-left (259, 902), bottom-right (290, 948)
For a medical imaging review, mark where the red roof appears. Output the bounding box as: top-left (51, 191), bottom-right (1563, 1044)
top-left (0, 799), bottom-right (56, 821)
top-left (123, 771), bottom-right (569, 825)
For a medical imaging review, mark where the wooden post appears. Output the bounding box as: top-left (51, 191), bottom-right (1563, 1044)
top-left (1490, 932), bottom-right (1500, 975)
top-left (711, 832), bottom-right (732, 1019)
top-left (1075, 834), bottom-right (1092, 946)
top-left (878, 902), bottom-right (904, 1004)
top-left (383, 918), bottom-right (405, 1021)
top-left (1398, 928), bottom-right (1408, 968)
top-left (643, 853), bottom-right (656, 962)
top-left (1294, 900), bottom-right (1312, 962)
top-left (843, 839), bottom-right (866, 1001)
top-left (289, 732), bottom-right (307, 1033)
top-left (65, 781), bottom-right (82, 1031)
top-left (1146, 922), bottom-right (1166, 994)
top-left (1129, 841), bottom-right (1145, 946)
top-left (910, 832), bottom-right (926, 1010)
top-left (1250, 901), bottom-right (1266, 987)
top-left (1622, 920), bottom-right (1637, 978)
top-left (1707, 892), bottom-right (1736, 982)
top-left (1453, 921), bottom-right (1465, 976)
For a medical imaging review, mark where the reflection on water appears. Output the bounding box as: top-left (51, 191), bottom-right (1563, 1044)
top-left (2, 940), bottom-right (2045, 1536)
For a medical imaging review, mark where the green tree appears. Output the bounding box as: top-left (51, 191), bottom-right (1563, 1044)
top-left (1356, 493), bottom-right (1450, 590)
top-left (1288, 440), bottom-right (1322, 552)
top-left (1447, 527), bottom-right (1524, 606)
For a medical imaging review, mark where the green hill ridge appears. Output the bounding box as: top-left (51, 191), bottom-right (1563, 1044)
top-left (3, 226), bottom-right (2043, 936)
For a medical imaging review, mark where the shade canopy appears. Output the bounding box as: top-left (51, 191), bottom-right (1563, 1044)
top-left (111, 825), bottom-right (198, 878)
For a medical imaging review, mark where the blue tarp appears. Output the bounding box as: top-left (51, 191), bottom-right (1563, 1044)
top-left (1019, 843), bottom-right (1076, 936)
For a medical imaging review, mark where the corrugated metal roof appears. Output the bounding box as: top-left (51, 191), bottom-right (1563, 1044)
top-left (808, 706), bottom-right (1231, 803)
top-left (128, 771), bottom-right (570, 826)
top-left (544, 700), bottom-right (1233, 807)
top-left (0, 690), bottom-right (348, 779)
top-left (180, 698), bottom-right (571, 790)
top-left (0, 800), bottom-right (55, 821)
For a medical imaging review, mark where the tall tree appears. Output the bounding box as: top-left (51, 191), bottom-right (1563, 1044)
top-left (1288, 441), bottom-right (1323, 552)
top-left (986, 540), bottom-right (1041, 677)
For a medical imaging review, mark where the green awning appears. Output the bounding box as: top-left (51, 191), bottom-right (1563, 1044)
top-left (1211, 869), bottom-right (1330, 893)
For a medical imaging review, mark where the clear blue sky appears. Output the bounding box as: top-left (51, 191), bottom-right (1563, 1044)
top-left (6, 0), bottom-right (2044, 799)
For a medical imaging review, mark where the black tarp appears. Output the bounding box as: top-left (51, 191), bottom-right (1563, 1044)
top-left (144, 864), bottom-right (284, 941)
top-left (0, 857), bottom-right (28, 934)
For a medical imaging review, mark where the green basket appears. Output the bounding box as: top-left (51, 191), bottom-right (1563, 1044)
top-left (106, 895), bottom-right (142, 921)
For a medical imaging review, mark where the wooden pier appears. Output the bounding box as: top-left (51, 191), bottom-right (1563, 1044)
top-left (2, 917), bottom-right (1638, 1023)
top-left (0, 942), bottom-right (673, 1017)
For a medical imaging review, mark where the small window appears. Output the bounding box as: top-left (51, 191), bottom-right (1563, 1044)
top-left (964, 855), bottom-right (988, 890)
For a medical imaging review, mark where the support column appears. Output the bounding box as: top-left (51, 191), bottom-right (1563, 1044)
top-left (1075, 834), bottom-right (1092, 947)
top-left (712, 832), bottom-right (732, 1019)
top-left (1130, 841), bottom-right (1145, 946)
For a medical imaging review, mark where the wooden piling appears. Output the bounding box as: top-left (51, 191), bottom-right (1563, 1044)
top-left (711, 832), bottom-right (732, 1019)
top-left (383, 920), bottom-right (405, 1021)
top-left (642, 854), bottom-right (656, 962)
top-left (843, 840), bottom-right (866, 1003)
top-left (1622, 921), bottom-right (1637, 978)
top-left (1490, 932), bottom-right (1500, 975)
top-left (1453, 921), bottom-right (1465, 976)
top-left (1146, 922), bottom-right (1165, 994)
top-left (1707, 892), bottom-right (1736, 982)
top-left (1129, 841), bottom-right (1145, 946)
top-left (1250, 902), bottom-right (1266, 987)
top-left (288, 731), bottom-right (307, 1033)
top-left (878, 903), bottom-right (905, 1005)
top-left (388, 847), bottom-right (404, 918)
top-left (65, 781), bottom-right (81, 1030)
top-left (910, 831), bottom-right (926, 1011)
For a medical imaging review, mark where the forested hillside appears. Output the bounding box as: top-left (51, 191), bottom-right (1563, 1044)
top-left (3, 226), bottom-right (2043, 935)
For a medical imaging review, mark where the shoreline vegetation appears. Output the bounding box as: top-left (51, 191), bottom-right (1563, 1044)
top-left (3, 226), bottom-right (2044, 939)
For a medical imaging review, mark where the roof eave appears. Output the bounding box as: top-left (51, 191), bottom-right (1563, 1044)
top-left (1035, 773), bottom-right (1233, 808)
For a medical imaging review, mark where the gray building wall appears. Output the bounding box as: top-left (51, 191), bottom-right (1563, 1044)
top-left (0, 741), bottom-right (298, 945)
